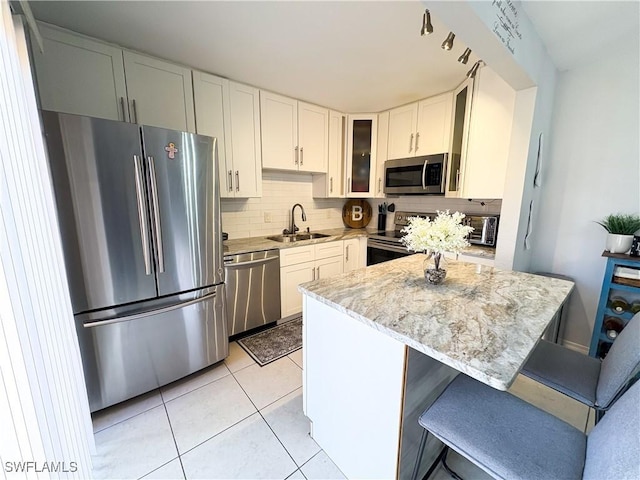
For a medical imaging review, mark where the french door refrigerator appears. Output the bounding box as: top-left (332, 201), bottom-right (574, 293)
top-left (41, 110), bottom-right (227, 412)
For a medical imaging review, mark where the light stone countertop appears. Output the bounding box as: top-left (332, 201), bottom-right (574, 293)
top-left (298, 254), bottom-right (574, 390)
top-left (222, 228), bottom-right (372, 256)
top-left (223, 228), bottom-right (496, 259)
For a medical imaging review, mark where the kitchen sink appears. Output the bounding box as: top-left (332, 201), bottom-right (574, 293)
top-left (267, 232), bottom-right (331, 243)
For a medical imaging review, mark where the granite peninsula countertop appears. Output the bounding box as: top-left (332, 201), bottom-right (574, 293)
top-left (223, 228), bottom-right (496, 259)
top-left (298, 254), bottom-right (574, 390)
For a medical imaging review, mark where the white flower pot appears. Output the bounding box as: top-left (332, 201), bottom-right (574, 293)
top-left (606, 234), bottom-right (634, 254)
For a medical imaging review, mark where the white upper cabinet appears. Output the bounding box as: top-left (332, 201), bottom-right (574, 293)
top-left (123, 51), bottom-right (195, 132)
top-left (313, 110), bottom-right (345, 198)
top-left (193, 73), bottom-right (261, 198)
top-left (298, 102), bottom-right (329, 173)
top-left (387, 104), bottom-right (417, 160)
top-left (31, 23), bottom-right (196, 132)
top-left (374, 111), bottom-right (390, 198)
top-left (260, 91), bottom-right (298, 170)
top-left (261, 91), bottom-right (328, 173)
top-left (227, 81), bottom-right (263, 198)
top-left (415, 93), bottom-right (453, 156)
top-left (345, 114), bottom-right (378, 198)
top-left (446, 67), bottom-right (516, 199)
top-left (387, 93), bottom-right (453, 160)
top-left (31, 23), bottom-right (128, 121)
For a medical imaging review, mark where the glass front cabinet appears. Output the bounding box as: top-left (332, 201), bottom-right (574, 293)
top-left (345, 114), bottom-right (378, 198)
top-left (446, 77), bottom-right (474, 197)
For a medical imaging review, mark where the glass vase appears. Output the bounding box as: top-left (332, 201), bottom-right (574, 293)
top-left (423, 253), bottom-right (446, 285)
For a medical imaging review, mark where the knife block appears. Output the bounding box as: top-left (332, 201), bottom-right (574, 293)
top-left (377, 214), bottom-right (386, 232)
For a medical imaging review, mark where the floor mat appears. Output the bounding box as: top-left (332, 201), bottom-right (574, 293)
top-left (237, 317), bottom-right (302, 366)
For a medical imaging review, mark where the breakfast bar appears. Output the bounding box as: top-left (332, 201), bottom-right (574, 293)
top-left (298, 254), bottom-right (574, 480)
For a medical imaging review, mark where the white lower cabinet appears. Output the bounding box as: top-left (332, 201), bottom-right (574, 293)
top-left (343, 237), bottom-right (367, 272)
top-left (280, 241), bottom-right (345, 318)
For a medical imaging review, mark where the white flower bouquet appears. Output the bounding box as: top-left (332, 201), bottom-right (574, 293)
top-left (400, 210), bottom-right (474, 271)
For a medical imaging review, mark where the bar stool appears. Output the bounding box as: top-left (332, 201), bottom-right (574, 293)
top-left (521, 312), bottom-right (640, 420)
top-left (411, 373), bottom-right (640, 480)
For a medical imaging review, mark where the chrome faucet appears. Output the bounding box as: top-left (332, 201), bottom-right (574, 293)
top-left (285, 203), bottom-right (306, 235)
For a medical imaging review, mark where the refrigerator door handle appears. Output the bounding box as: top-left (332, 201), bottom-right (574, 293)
top-left (147, 156), bottom-right (165, 273)
top-left (133, 155), bottom-right (152, 275)
top-left (83, 291), bottom-right (217, 328)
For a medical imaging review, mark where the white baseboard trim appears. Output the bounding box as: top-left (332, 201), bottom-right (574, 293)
top-left (561, 339), bottom-right (589, 355)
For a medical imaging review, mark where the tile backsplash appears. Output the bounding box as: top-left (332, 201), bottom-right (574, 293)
top-left (221, 172), bottom-right (502, 239)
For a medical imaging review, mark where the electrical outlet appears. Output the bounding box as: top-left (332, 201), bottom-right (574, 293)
top-left (264, 212), bottom-right (272, 223)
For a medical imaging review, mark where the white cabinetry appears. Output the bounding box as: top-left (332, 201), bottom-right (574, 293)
top-left (31, 23), bottom-right (128, 121)
top-left (446, 67), bottom-right (516, 199)
top-left (343, 238), bottom-right (367, 272)
top-left (260, 91), bottom-right (328, 173)
top-left (374, 111), bottom-right (390, 198)
top-left (345, 114), bottom-right (378, 198)
top-left (313, 110), bottom-right (345, 198)
top-left (193, 73), bottom-right (261, 197)
top-left (32, 23), bottom-right (196, 132)
top-left (280, 241), bottom-right (344, 318)
top-left (387, 93), bottom-right (453, 160)
top-left (122, 51), bottom-right (195, 132)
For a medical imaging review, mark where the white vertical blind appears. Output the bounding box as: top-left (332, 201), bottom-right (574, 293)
top-left (0, 2), bottom-right (94, 478)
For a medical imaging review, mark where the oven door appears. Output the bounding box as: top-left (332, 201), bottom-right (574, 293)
top-left (367, 240), bottom-right (413, 265)
top-left (384, 154), bottom-right (446, 195)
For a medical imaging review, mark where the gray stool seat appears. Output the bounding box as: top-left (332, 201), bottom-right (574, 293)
top-left (522, 312), bottom-right (640, 412)
top-left (523, 339), bottom-right (600, 406)
top-left (419, 374), bottom-right (586, 480)
top-left (417, 374), bottom-right (640, 480)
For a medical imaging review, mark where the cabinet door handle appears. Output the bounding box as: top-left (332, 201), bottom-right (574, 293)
top-left (330, 177), bottom-right (333, 193)
top-left (348, 177), bottom-right (351, 193)
top-left (346, 245), bottom-right (349, 262)
top-left (295, 146), bottom-right (299, 165)
top-left (300, 147), bottom-right (304, 165)
top-left (228, 170), bottom-right (233, 192)
top-left (409, 133), bottom-right (414, 153)
top-left (235, 171), bottom-right (240, 192)
top-left (312, 266), bottom-right (316, 281)
top-left (415, 132), bottom-right (420, 152)
top-left (456, 169), bottom-right (461, 190)
top-left (378, 178), bottom-right (382, 194)
top-left (132, 99), bottom-right (139, 124)
top-left (120, 97), bottom-right (127, 122)
top-left (316, 266), bottom-right (320, 278)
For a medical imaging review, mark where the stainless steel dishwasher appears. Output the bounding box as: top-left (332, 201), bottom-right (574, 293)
top-left (224, 249), bottom-right (281, 336)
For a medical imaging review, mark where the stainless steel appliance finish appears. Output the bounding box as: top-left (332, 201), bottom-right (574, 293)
top-left (384, 154), bottom-right (447, 195)
top-left (367, 211), bottom-right (436, 266)
top-left (42, 111), bottom-right (227, 412)
top-left (224, 250), bottom-right (281, 336)
top-left (463, 215), bottom-right (499, 247)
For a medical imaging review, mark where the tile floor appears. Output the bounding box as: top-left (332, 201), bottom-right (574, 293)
top-left (90, 342), bottom-right (593, 480)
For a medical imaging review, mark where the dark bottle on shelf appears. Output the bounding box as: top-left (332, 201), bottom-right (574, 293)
top-left (603, 316), bottom-right (625, 340)
top-left (597, 341), bottom-right (612, 359)
top-left (609, 296), bottom-right (629, 313)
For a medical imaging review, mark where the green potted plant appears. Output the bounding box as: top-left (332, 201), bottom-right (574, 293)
top-left (597, 214), bottom-right (640, 254)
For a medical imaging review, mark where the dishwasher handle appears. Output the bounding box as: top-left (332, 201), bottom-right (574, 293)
top-left (224, 256), bottom-right (279, 269)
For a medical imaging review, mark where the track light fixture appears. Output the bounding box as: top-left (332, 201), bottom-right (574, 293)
top-left (420, 9), bottom-right (433, 36)
top-left (441, 32), bottom-right (455, 50)
top-left (457, 48), bottom-right (471, 64)
top-left (466, 60), bottom-right (484, 78)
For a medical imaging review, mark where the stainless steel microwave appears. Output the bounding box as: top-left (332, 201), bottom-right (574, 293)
top-left (383, 154), bottom-right (447, 195)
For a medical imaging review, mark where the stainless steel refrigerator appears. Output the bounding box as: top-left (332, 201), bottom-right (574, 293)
top-left (41, 111), bottom-right (228, 412)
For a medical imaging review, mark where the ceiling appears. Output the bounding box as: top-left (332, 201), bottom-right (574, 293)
top-left (27, 1), bottom-right (640, 112)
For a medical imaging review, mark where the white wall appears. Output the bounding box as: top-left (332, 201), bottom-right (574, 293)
top-left (531, 30), bottom-right (640, 348)
top-left (1, 7), bottom-right (94, 477)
